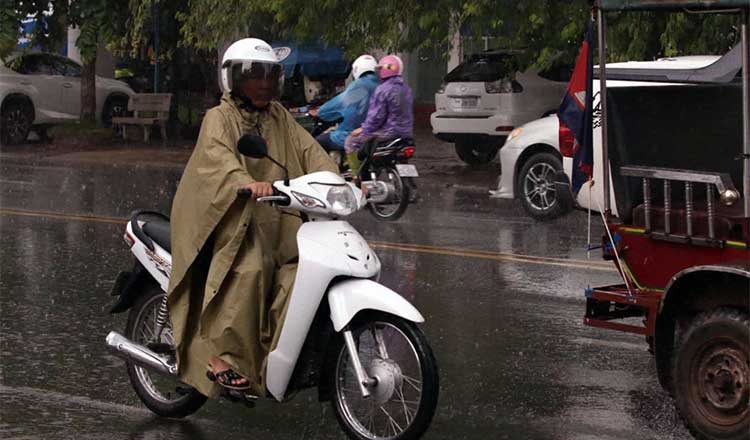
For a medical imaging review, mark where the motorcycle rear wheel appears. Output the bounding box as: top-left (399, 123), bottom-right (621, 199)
top-left (367, 166), bottom-right (409, 221)
top-left (331, 312), bottom-right (439, 440)
top-left (125, 285), bottom-right (207, 418)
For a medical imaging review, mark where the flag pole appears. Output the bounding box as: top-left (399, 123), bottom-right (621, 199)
top-left (597, 4), bottom-right (610, 216)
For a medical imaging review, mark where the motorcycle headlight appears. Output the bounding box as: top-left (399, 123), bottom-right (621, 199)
top-left (313, 184), bottom-right (357, 216)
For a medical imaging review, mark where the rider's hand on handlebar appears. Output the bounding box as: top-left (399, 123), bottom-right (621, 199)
top-left (241, 182), bottom-right (274, 200)
top-left (309, 108), bottom-right (319, 117)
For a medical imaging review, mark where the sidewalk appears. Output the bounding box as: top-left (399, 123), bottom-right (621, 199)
top-left (0, 126), bottom-right (500, 191)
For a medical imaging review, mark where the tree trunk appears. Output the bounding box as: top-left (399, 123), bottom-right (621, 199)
top-left (81, 59), bottom-right (97, 124)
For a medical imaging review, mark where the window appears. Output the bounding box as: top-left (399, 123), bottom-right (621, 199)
top-left (444, 53), bottom-right (516, 83)
top-left (53, 56), bottom-right (82, 77)
top-left (538, 63), bottom-right (573, 83)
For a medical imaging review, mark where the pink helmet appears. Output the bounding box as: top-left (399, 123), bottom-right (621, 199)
top-left (377, 55), bottom-right (403, 80)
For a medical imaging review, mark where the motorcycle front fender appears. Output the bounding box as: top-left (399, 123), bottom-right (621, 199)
top-left (327, 278), bottom-right (424, 332)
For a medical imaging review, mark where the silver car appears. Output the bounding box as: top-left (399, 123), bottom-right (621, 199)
top-left (431, 50), bottom-right (570, 165)
top-left (0, 52), bottom-right (134, 144)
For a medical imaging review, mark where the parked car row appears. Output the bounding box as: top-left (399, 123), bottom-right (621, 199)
top-left (1, 52), bottom-right (134, 144)
top-left (441, 51), bottom-right (730, 220)
top-left (431, 49), bottom-right (570, 166)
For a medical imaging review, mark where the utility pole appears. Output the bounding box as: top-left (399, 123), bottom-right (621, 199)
top-left (152, 0), bottom-right (160, 92)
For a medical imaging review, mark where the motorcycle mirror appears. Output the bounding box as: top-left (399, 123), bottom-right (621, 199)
top-left (237, 134), bottom-right (268, 159)
top-left (237, 134), bottom-right (290, 186)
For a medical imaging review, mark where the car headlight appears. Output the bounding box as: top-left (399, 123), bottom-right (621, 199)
top-left (507, 127), bottom-right (523, 142)
top-left (312, 184), bottom-right (357, 216)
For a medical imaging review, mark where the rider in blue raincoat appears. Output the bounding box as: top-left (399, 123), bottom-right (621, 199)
top-left (312, 55), bottom-right (379, 152)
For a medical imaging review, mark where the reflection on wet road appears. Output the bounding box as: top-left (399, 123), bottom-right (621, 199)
top-left (0, 161), bottom-right (690, 439)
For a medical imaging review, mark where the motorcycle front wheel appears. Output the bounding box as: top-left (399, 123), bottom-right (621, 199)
top-left (367, 166), bottom-right (410, 221)
top-left (125, 285), bottom-right (207, 418)
top-left (331, 312), bottom-right (439, 440)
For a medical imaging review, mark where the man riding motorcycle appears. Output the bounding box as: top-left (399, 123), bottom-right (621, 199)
top-left (310, 54), bottom-right (379, 154)
top-left (167, 37), bottom-right (337, 397)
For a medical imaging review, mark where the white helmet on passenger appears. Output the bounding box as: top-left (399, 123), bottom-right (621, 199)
top-left (220, 38), bottom-right (284, 98)
top-left (351, 54), bottom-right (378, 80)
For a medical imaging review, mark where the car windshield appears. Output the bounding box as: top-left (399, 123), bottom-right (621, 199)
top-left (444, 53), bottom-right (515, 82)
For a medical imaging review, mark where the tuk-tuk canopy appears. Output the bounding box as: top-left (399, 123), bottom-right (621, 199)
top-left (598, 0), bottom-right (749, 11)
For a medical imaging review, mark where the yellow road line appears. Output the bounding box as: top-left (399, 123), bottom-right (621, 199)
top-left (369, 240), bottom-right (613, 268)
top-left (1, 207), bottom-right (617, 272)
top-left (0, 208), bottom-right (127, 225)
top-left (370, 242), bottom-right (616, 271)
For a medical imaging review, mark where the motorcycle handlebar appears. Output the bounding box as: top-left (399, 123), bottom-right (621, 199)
top-left (237, 187), bottom-right (253, 197)
top-left (236, 187), bottom-right (291, 206)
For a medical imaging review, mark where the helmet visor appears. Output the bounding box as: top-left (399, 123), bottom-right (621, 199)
top-left (228, 61), bottom-right (284, 98)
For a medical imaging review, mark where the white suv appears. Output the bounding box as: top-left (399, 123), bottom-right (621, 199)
top-left (1, 52), bottom-right (134, 144)
top-left (431, 50), bottom-right (570, 165)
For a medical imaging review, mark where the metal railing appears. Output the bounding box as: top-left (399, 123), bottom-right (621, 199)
top-left (620, 166), bottom-right (740, 246)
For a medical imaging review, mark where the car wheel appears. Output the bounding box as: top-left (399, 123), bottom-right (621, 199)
top-left (102, 95), bottom-right (129, 128)
top-left (455, 142), bottom-right (499, 166)
top-left (673, 308), bottom-right (749, 440)
top-left (518, 152), bottom-right (570, 220)
top-left (2, 100), bottom-right (33, 145)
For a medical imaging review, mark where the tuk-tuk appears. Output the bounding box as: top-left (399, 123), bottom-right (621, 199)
top-left (583, 1), bottom-right (749, 439)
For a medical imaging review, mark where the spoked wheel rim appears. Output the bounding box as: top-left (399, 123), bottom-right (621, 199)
top-left (335, 321), bottom-right (423, 439)
top-left (130, 294), bottom-right (189, 405)
top-left (690, 341), bottom-right (749, 427)
top-left (523, 162), bottom-right (558, 212)
top-left (4, 106), bottom-right (31, 144)
top-left (369, 167), bottom-right (406, 219)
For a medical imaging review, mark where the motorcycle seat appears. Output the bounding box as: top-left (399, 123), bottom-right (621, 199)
top-left (374, 137), bottom-right (414, 150)
top-left (142, 218), bottom-right (171, 253)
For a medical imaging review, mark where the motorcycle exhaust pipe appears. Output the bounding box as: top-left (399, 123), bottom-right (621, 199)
top-left (105, 331), bottom-right (177, 376)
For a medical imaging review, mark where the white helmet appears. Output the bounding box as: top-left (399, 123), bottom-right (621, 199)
top-left (220, 38), bottom-right (284, 98)
top-left (351, 54), bottom-right (377, 80)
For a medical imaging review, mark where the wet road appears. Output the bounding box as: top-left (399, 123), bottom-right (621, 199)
top-left (0, 147), bottom-right (691, 439)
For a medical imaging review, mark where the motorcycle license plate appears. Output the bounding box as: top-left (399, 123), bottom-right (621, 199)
top-left (395, 164), bottom-right (419, 177)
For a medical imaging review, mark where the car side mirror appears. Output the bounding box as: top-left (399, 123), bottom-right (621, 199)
top-left (237, 134), bottom-right (268, 159)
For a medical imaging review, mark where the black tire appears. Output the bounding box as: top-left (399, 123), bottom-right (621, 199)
top-left (454, 142), bottom-right (499, 166)
top-left (1, 99), bottom-right (33, 145)
top-left (367, 166), bottom-right (409, 221)
top-left (102, 95), bottom-right (129, 128)
top-left (673, 308), bottom-right (749, 440)
top-left (518, 152), bottom-right (570, 220)
top-left (125, 285), bottom-right (207, 418)
top-left (330, 312), bottom-right (439, 440)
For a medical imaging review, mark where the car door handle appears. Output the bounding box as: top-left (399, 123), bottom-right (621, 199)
top-left (63, 83), bottom-right (73, 88)
top-left (20, 81), bottom-right (31, 86)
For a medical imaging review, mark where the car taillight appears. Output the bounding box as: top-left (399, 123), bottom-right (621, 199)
top-left (485, 78), bottom-right (523, 94)
top-left (558, 120), bottom-right (576, 157)
top-left (399, 146), bottom-right (415, 159)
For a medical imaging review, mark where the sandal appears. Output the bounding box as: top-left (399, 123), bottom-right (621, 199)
top-left (206, 367), bottom-right (252, 391)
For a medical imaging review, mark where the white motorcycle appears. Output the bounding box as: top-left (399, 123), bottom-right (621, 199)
top-left (105, 134), bottom-right (439, 440)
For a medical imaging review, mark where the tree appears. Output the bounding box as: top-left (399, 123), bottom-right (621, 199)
top-left (176, 0), bottom-right (741, 73)
top-left (68, 0), bottom-right (127, 123)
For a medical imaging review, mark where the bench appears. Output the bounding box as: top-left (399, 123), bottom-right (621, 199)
top-left (112, 93), bottom-right (172, 144)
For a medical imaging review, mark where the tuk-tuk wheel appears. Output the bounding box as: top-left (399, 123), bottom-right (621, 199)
top-left (673, 308), bottom-right (749, 440)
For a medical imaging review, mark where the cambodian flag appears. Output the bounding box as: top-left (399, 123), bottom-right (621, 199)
top-left (558, 19), bottom-right (595, 196)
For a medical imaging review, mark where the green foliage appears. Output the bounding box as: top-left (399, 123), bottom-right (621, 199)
top-left (0, 2), bottom-right (21, 61)
top-left (68, 0), bottom-right (126, 64)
